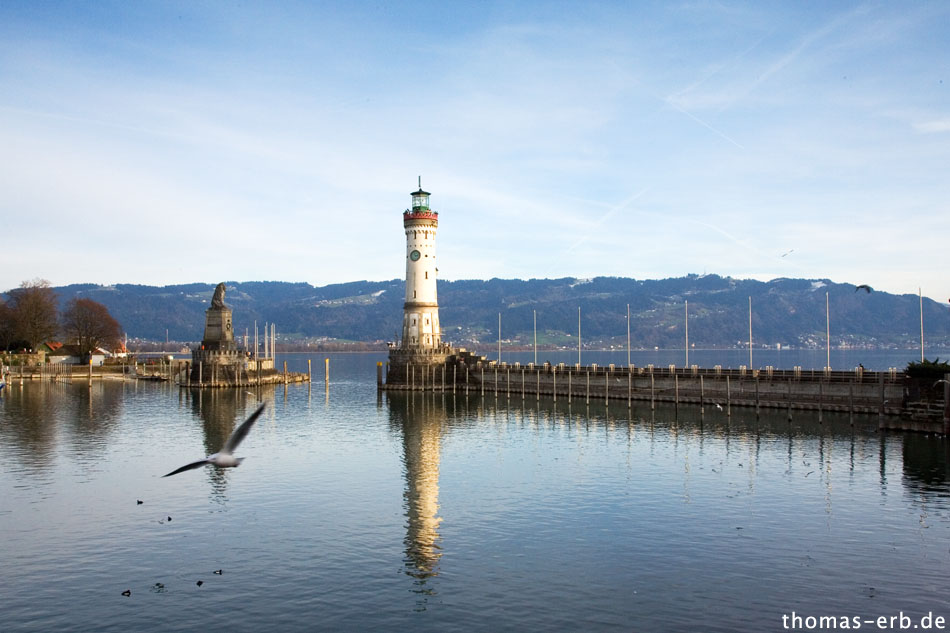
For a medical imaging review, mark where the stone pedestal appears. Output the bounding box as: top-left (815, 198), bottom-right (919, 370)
top-left (189, 287), bottom-right (242, 385)
top-left (201, 306), bottom-right (235, 352)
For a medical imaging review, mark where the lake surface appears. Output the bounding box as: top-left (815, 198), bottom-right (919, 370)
top-left (1, 352), bottom-right (948, 632)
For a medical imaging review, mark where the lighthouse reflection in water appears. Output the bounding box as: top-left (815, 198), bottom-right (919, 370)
top-left (389, 392), bottom-right (444, 596)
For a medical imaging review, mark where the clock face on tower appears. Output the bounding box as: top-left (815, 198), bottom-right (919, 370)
top-left (410, 250), bottom-right (421, 261)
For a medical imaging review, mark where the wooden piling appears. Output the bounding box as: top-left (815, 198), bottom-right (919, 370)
top-left (849, 380), bottom-right (854, 425)
top-left (650, 373), bottom-right (655, 411)
top-left (943, 373), bottom-right (949, 434)
top-left (726, 376), bottom-right (732, 416)
top-left (754, 377), bottom-right (760, 415)
top-left (878, 372), bottom-right (885, 421)
top-left (700, 374), bottom-right (705, 413)
top-left (786, 378), bottom-right (792, 421)
top-left (628, 370), bottom-right (632, 409)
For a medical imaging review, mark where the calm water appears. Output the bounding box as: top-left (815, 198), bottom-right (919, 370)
top-left (1, 352), bottom-right (948, 632)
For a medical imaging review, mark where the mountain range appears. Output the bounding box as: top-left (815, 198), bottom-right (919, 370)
top-left (41, 275), bottom-right (950, 350)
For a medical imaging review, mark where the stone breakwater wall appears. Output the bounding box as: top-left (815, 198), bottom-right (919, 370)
top-left (380, 353), bottom-right (948, 433)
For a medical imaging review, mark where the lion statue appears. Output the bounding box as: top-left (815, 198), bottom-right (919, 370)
top-left (211, 282), bottom-right (227, 309)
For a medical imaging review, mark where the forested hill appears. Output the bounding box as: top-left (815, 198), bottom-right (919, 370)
top-left (39, 276), bottom-right (950, 349)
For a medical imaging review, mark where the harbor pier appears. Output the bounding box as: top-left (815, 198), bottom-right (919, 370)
top-left (380, 352), bottom-right (949, 434)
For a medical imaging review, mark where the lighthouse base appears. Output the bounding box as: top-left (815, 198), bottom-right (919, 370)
top-left (383, 345), bottom-right (456, 390)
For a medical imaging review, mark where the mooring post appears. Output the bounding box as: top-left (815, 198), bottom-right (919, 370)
top-left (553, 368), bottom-right (557, 402)
top-left (199, 362), bottom-right (203, 385)
top-left (849, 380), bottom-right (854, 425)
top-left (481, 367), bottom-right (485, 396)
top-left (878, 372), bottom-right (885, 421)
top-left (568, 370), bottom-right (572, 404)
top-left (536, 368), bottom-right (540, 401)
top-left (376, 361), bottom-right (383, 387)
top-left (674, 374), bottom-right (679, 409)
top-left (506, 367), bottom-right (510, 398)
top-left (604, 372), bottom-right (609, 406)
top-left (943, 373), bottom-right (949, 434)
top-left (325, 358), bottom-right (330, 388)
top-left (465, 365), bottom-right (469, 396)
top-left (700, 375), bottom-right (705, 413)
top-left (787, 377), bottom-right (792, 421)
top-left (586, 370), bottom-right (590, 405)
top-left (521, 367), bottom-right (525, 399)
top-left (628, 370), bottom-right (632, 409)
top-left (754, 377), bottom-right (760, 415)
top-left (650, 373), bottom-right (655, 411)
top-left (818, 380), bottom-right (823, 423)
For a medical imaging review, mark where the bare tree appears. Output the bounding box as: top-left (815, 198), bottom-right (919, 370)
top-left (60, 298), bottom-right (123, 363)
top-left (8, 279), bottom-right (59, 351)
top-left (0, 299), bottom-right (17, 351)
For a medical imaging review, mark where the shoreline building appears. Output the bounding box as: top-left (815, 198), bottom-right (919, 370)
top-left (386, 181), bottom-right (456, 387)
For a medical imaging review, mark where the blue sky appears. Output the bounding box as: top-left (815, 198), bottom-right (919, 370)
top-left (1, 1), bottom-right (948, 303)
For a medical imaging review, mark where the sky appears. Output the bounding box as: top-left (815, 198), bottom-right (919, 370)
top-left (1, 1), bottom-right (948, 303)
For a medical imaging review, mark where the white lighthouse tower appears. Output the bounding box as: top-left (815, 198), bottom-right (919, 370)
top-left (385, 179), bottom-right (454, 389)
top-left (401, 179), bottom-right (442, 349)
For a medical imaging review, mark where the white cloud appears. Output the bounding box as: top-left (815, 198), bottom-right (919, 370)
top-left (914, 119), bottom-right (950, 134)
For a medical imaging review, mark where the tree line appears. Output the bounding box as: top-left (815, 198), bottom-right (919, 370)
top-left (0, 279), bottom-right (124, 363)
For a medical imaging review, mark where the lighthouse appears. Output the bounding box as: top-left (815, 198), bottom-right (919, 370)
top-left (400, 180), bottom-right (442, 350)
top-left (384, 180), bottom-right (454, 389)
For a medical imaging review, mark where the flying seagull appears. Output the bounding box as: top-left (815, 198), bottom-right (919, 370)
top-left (163, 404), bottom-right (265, 477)
top-left (855, 284), bottom-right (871, 293)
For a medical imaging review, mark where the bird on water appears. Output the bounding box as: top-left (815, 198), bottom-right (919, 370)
top-left (163, 404), bottom-right (265, 477)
